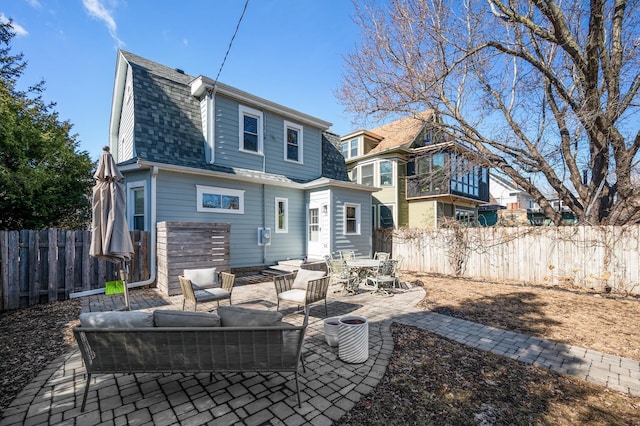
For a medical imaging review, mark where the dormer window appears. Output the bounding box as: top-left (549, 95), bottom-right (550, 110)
top-left (342, 138), bottom-right (359, 159)
top-left (239, 105), bottom-right (263, 154)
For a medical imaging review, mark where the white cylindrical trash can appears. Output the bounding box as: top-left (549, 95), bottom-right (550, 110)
top-left (338, 316), bottom-right (368, 363)
top-left (324, 317), bottom-right (340, 347)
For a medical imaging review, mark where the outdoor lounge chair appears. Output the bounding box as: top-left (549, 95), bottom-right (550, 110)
top-left (274, 269), bottom-right (330, 317)
top-left (179, 271), bottom-right (235, 311)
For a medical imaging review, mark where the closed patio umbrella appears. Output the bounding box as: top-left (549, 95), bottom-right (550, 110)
top-left (90, 146), bottom-right (134, 309)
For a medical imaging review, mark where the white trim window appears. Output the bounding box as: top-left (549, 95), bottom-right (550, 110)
top-left (239, 105), bottom-right (263, 154)
top-left (127, 180), bottom-right (146, 231)
top-left (341, 138), bottom-right (359, 159)
top-left (196, 185), bottom-right (245, 214)
top-left (284, 120), bottom-right (303, 163)
top-left (379, 160), bottom-right (393, 186)
top-left (275, 197), bottom-right (288, 233)
top-left (360, 163), bottom-right (374, 186)
top-left (344, 203), bottom-right (361, 235)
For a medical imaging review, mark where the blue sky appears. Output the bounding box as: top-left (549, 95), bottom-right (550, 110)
top-left (1, 0), bottom-right (363, 161)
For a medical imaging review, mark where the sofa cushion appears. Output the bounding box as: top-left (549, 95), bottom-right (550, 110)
top-left (217, 305), bottom-right (283, 327)
top-left (79, 311), bottom-right (154, 328)
top-left (291, 268), bottom-right (325, 290)
top-left (153, 310), bottom-right (220, 327)
top-left (195, 288), bottom-right (230, 301)
top-left (184, 267), bottom-right (217, 288)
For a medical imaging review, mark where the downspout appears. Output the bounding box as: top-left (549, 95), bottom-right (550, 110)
top-left (70, 165), bottom-right (158, 297)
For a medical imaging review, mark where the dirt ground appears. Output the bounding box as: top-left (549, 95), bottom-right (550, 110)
top-left (337, 272), bottom-right (640, 425)
top-left (407, 272), bottom-right (640, 361)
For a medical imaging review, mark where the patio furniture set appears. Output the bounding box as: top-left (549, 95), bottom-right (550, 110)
top-left (73, 257), bottom-right (401, 411)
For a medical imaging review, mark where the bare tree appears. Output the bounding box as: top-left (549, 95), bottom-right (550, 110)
top-left (339, 0), bottom-right (640, 225)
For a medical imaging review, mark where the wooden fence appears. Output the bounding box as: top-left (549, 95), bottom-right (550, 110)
top-left (393, 225), bottom-right (640, 295)
top-left (0, 229), bottom-right (149, 311)
top-left (372, 229), bottom-right (393, 257)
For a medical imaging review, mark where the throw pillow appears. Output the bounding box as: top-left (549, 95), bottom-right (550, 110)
top-left (217, 305), bottom-right (284, 327)
top-left (183, 267), bottom-right (217, 288)
top-left (153, 310), bottom-right (221, 327)
top-left (291, 268), bottom-right (325, 290)
top-left (79, 311), bottom-right (154, 328)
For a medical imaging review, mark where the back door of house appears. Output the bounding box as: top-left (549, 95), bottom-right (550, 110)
top-left (307, 190), bottom-right (330, 260)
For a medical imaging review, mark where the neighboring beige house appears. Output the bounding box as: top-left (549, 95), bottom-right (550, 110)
top-left (340, 112), bottom-right (490, 229)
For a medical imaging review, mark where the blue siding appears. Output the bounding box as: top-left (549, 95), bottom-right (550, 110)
top-left (331, 187), bottom-right (373, 258)
top-left (154, 170), bottom-right (307, 268)
top-left (213, 94), bottom-right (322, 181)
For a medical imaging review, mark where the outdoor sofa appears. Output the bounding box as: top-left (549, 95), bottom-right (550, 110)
top-left (73, 306), bottom-right (308, 411)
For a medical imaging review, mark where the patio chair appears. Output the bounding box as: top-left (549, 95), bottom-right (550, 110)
top-left (374, 252), bottom-right (390, 262)
top-left (339, 250), bottom-right (356, 261)
top-left (274, 269), bottom-right (331, 317)
top-left (179, 271), bottom-right (235, 311)
top-left (327, 258), bottom-right (358, 294)
top-left (365, 259), bottom-right (400, 296)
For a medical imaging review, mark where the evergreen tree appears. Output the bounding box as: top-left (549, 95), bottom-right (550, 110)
top-left (0, 20), bottom-right (94, 230)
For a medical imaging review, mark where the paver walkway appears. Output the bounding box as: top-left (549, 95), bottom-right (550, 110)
top-left (1, 279), bottom-right (638, 425)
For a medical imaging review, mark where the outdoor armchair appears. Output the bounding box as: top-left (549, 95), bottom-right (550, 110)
top-left (326, 258), bottom-right (358, 294)
top-left (365, 258), bottom-right (401, 296)
top-left (274, 269), bottom-right (330, 317)
top-left (179, 271), bottom-right (235, 311)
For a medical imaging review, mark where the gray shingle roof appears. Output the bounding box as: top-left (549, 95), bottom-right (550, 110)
top-left (120, 51), bottom-right (348, 185)
top-left (321, 131), bottom-right (350, 181)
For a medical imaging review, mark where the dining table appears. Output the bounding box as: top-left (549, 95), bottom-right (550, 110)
top-left (346, 258), bottom-right (380, 289)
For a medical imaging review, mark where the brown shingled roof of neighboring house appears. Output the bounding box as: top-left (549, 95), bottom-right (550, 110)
top-left (368, 110), bottom-right (433, 153)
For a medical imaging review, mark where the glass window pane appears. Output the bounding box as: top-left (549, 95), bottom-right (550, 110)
top-left (244, 133), bottom-right (257, 151)
top-left (287, 144), bottom-right (298, 161)
top-left (134, 189), bottom-right (144, 214)
top-left (379, 161), bottom-right (392, 186)
top-left (244, 115), bottom-right (257, 133)
top-left (361, 164), bottom-right (374, 186)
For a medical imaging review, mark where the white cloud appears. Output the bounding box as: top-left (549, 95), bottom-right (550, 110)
top-left (0, 14), bottom-right (29, 36)
top-left (82, 0), bottom-right (124, 47)
top-left (26, 0), bottom-right (42, 9)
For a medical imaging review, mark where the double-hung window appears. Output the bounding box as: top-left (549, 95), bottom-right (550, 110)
top-left (127, 180), bottom-right (146, 231)
top-left (360, 164), bottom-right (374, 186)
top-left (344, 203), bottom-right (361, 235)
top-left (239, 105), bottom-right (263, 154)
top-left (379, 160), bottom-right (393, 186)
top-left (284, 121), bottom-right (303, 163)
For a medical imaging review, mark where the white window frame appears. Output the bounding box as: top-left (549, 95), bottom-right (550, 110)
top-left (196, 185), bottom-right (245, 214)
top-left (379, 160), bottom-right (394, 186)
top-left (360, 163), bottom-right (374, 186)
top-left (275, 197), bottom-right (288, 233)
top-left (127, 180), bottom-right (147, 231)
top-left (283, 120), bottom-right (303, 163)
top-left (238, 105), bottom-right (264, 155)
top-left (344, 202), bottom-right (361, 235)
top-left (342, 138), bottom-right (359, 159)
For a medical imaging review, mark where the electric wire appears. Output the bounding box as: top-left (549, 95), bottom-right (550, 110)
top-left (214, 0), bottom-right (249, 83)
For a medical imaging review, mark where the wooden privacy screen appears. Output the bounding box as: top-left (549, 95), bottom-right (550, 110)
top-left (156, 222), bottom-right (231, 296)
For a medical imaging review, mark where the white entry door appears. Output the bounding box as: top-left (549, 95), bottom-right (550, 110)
top-left (307, 190), bottom-right (330, 260)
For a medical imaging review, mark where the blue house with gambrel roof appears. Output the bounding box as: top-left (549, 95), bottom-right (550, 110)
top-left (109, 50), bottom-right (377, 278)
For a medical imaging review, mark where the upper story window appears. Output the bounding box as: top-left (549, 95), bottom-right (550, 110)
top-left (284, 121), bottom-right (303, 163)
top-left (379, 160), bottom-right (393, 186)
top-left (344, 203), bottom-right (361, 235)
top-left (239, 105), bottom-right (263, 154)
top-left (361, 163), bottom-right (374, 186)
top-left (342, 138), bottom-right (359, 159)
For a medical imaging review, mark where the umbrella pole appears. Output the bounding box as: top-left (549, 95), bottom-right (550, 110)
top-left (120, 264), bottom-right (130, 311)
